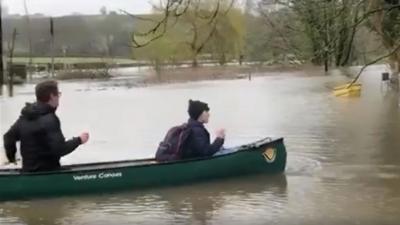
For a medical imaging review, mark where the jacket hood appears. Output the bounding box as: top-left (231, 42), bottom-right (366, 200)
top-left (21, 102), bottom-right (55, 120)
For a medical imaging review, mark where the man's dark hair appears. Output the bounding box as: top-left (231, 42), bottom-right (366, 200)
top-left (35, 80), bottom-right (59, 102)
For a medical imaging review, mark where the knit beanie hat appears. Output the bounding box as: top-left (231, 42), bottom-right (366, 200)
top-left (188, 99), bottom-right (210, 120)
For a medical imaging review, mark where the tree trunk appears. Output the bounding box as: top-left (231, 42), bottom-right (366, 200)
top-left (24, 0), bottom-right (33, 81)
top-left (323, 1), bottom-right (330, 72)
top-left (0, 3), bottom-right (4, 95)
top-left (8, 28), bottom-right (17, 97)
top-left (391, 52), bottom-right (400, 80)
top-left (50, 18), bottom-right (55, 78)
top-left (192, 56), bottom-right (198, 68)
top-left (219, 52), bottom-right (226, 66)
top-left (154, 58), bottom-right (162, 81)
top-left (340, 6), bottom-right (359, 67)
top-left (191, 46), bottom-right (199, 67)
top-left (324, 51), bottom-right (329, 72)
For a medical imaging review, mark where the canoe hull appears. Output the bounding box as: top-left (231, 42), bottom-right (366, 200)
top-left (333, 83), bottom-right (362, 97)
top-left (0, 138), bottom-right (286, 201)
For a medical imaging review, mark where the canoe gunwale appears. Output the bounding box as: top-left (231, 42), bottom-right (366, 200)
top-left (0, 137), bottom-right (284, 177)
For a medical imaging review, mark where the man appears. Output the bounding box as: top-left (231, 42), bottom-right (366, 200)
top-left (3, 80), bottom-right (89, 172)
top-left (181, 100), bottom-right (225, 159)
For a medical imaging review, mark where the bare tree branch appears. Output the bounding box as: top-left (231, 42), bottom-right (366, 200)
top-left (130, 0), bottom-right (235, 48)
top-left (119, 9), bottom-right (158, 23)
top-left (349, 41), bottom-right (400, 87)
top-left (257, 3), bottom-right (303, 57)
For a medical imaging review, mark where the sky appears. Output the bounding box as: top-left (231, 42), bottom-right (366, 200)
top-left (3, 0), bottom-right (154, 16)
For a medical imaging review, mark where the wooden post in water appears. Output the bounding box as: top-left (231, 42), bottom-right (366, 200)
top-left (8, 28), bottom-right (17, 97)
top-left (0, 1), bottom-right (4, 95)
top-left (24, 0), bottom-right (33, 82)
top-left (323, 1), bottom-right (329, 73)
top-left (50, 17), bottom-right (55, 78)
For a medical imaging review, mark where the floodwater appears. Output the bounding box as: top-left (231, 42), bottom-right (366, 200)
top-left (0, 65), bottom-right (399, 225)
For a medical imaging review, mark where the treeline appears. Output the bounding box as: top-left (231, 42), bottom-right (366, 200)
top-left (3, 0), bottom-right (400, 73)
top-left (132, 0), bottom-right (399, 73)
top-left (3, 13), bottom-right (136, 58)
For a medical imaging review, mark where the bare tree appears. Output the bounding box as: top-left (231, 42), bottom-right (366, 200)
top-left (181, 0), bottom-right (234, 67)
top-left (258, 0), bottom-right (400, 74)
top-left (128, 0), bottom-right (235, 50)
top-left (50, 17), bottom-right (55, 78)
top-left (7, 28), bottom-right (17, 97)
top-left (0, 1), bottom-right (4, 95)
top-left (24, 0), bottom-right (33, 81)
top-left (367, 0), bottom-right (400, 75)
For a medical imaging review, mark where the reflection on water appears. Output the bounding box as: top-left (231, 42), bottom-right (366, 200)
top-left (1, 175), bottom-right (287, 225)
top-left (1, 66), bottom-right (400, 224)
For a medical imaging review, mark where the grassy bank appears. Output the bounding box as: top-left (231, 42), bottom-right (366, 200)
top-left (142, 64), bottom-right (313, 84)
top-left (12, 57), bottom-right (137, 65)
top-left (56, 70), bottom-right (112, 80)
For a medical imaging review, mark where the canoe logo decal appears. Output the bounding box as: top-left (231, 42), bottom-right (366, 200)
top-left (73, 172), bottom-right (123, 181)
top-left (263, 148), bottom-right (276, 163)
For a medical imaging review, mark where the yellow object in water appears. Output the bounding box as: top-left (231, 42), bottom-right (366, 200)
top-left (333, 83), bottom-right (361, 97)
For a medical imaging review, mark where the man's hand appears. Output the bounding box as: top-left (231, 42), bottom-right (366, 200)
top-left (79, 132), bottom-right (90, 144)
top-left (216, 129), bottom-right (226, 139)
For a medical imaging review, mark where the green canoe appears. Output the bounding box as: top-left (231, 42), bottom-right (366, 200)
top-left (0, 138), bottom-right (287, 201)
